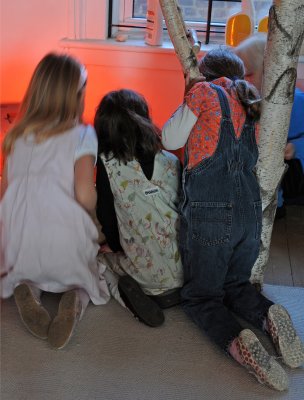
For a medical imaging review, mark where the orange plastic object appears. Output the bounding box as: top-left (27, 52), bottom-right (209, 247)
top-left (258, 16), bottom-right (269, 33)
top-left (225, 13), bottom-right (252, 47)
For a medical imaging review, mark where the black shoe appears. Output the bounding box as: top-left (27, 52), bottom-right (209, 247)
top-left (148, 289), bottom-right (181, 309)
top-left (118, 275), bottom-right (164, 327)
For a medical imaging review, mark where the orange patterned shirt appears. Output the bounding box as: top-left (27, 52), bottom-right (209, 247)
top-left (185, 77), bottom-right (259, 169)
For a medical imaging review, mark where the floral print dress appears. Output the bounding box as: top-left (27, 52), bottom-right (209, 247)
top-left (98, 150), bottom-right (183, 296)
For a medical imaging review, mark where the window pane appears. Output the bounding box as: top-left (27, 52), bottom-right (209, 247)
top-left (254, 1), bottom-right (272, 23)
top-left (133, 0), bottom-right (146, 18)
top-left (133, 0), bottom-right (272, 25)
top-left (180, 0), bottom-right (240, 23)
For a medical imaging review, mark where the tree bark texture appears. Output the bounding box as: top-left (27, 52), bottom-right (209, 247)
top-left (159, 0), bottom-right (200, 78)
top-left (250, 0), bottom-right (304, 286)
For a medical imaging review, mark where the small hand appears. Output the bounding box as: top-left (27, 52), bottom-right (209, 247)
top-left (284, 143), bottom-right (295, 160)
top-left (184, 72), bottom-right (205, 96)
top-left (99, 243), bottom-right (113, 254)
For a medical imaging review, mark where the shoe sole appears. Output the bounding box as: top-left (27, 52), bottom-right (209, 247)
top-left (48, 291), bottom-right (81, 349)
top-left (238, 329), bottom-right (289, 391)
top-left (14, 283), bottom-right (51, 339)
top-left (268, 304), bottom-right (304, 368)
top-left (118, 275), bottom-right (164, 327)
top-left (148, 289), bottom-right (181, 309)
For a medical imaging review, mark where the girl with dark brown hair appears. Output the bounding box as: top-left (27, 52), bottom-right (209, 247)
top-left (94, 89), bottom-right (183, 327)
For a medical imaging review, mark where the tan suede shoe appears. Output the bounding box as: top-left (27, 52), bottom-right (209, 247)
top-left (14, 283), bottom-right (51, 339)
top-left (48, 290), bottom-right (82, 349)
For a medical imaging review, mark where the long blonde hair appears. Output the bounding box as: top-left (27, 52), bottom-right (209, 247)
top-left (2, 52), bottom-right (86, 155)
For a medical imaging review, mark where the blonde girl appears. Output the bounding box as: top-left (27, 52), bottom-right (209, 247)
top-left (0, 53), bottom-right (109, 349)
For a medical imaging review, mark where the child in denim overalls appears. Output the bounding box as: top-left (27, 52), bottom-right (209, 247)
top-left (162, 48), bottom-right (304, 391)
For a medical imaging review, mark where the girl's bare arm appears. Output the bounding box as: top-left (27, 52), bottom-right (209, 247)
top-left (0, 160), bottom-right (8, 200)
top-left (74, 155), bottom-right (97, 212)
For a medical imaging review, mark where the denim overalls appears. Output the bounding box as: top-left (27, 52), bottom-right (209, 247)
top-left (180, 84), bottom-right (273, 351)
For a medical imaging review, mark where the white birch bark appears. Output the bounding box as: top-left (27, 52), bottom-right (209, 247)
top-left (159, 0), bottom-right (200, 78)
top-left (250, 0), bottom-right (304, 287)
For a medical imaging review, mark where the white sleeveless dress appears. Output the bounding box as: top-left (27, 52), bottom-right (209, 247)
top-left (0, 124), bottom-right (110, 305)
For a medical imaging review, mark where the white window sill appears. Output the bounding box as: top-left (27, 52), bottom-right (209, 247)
top-left (60, 37), bottom-right (220, 54)
top-left (59, 38), bottom-right (304, 77)
top-left (59, 37), bottom-right (216, 72)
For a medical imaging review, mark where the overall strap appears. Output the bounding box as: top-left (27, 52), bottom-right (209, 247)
top-left (184, 140), bottom-right (189, 168)
top-left (210, 83), bottom-right (231, 119)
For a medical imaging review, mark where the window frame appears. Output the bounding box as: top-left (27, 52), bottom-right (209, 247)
top-left (111, 0), bottom-right (146, 35)
top-left (67, 0), bottom-right (108, 40)
top-left (111, 0), bottom-right (213, 40)
top-left (121, 0), bottom-right (135, 21)
top-left (66, 0), bottom-right (273, 43)
top-left (113, 0), bottom-right (274, 37)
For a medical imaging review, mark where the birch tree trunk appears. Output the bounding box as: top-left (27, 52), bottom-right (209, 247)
top-left (159, 0), bottom-right (200, 78)
top-left (250, 0), bottom-right (304, 287)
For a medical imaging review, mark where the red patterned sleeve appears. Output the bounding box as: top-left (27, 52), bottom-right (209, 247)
top-left (185, 82), bottom-right (218, 117)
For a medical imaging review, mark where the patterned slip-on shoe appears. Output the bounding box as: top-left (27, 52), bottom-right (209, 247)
top-left (14, 283), bottom-right (51, 339)
top-left (118, 275), bottom-right (164, 327)
top-left (48, 290), bottom-right (82, 349)
top-left (267, 304), bottom-right (304, 368)
top-left (236, 329), bottom-right (288, 391)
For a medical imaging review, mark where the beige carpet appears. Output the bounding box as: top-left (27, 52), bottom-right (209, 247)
top-left (1, 284), bottom-right (303, 400)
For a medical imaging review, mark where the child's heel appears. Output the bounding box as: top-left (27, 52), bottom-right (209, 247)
top-left (267, 304), bottom-right (304, 368)
top-left (14, 283), bottom-right (51, 339)
top-left (230, 329), bottom-right (289, 391)
top-left (118, 275), bottom-right (164, 327)
top-left (48, 290), bottom-right (82, 349)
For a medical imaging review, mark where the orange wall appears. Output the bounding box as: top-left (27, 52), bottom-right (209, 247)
top-left (61, 43), bottom-right (185, 128)
top-left (1, 1), bottom-right (303, 131)
top-left (0, 0), bottom-right (187, 172)
top-left (0, 1), bottom-right (184, 130)
top-left (0, 0), bottom-right (67, 103)
top-left (85, 64), bottom-right (183, 127)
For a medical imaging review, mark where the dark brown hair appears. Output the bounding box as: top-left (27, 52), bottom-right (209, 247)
top-left (94, 89), bottom-right (161, 163)
top-left (199, 47), bottom-right (261, 120)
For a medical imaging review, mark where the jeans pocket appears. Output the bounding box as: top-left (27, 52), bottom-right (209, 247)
top-left (253, 200), bottom-right (262, 240)
top-left (190, 202), bottom-right (232, 246)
